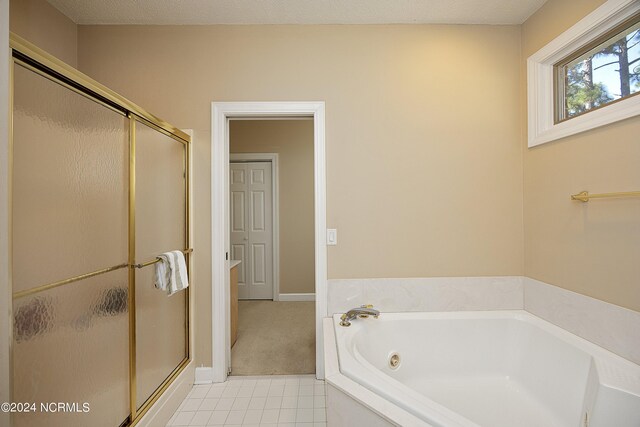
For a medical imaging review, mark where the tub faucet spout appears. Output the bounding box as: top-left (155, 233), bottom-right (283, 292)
top-left (340, 305), bottom-right (380, 326)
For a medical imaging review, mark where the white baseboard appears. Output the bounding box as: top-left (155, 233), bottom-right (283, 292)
top-left (195, 366), bottom-right (214, 384)
top-left (278, 293), bottom-right (316, 301)
top-left (136, 361), bottom-right (194, 427)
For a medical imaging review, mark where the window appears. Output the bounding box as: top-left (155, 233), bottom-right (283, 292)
top-left (555, 15), bottom-right (640, 122)
top-left (527, 0), bottom-right (640, 147)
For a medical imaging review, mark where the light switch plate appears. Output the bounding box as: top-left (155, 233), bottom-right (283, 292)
top-left (327, 229), bottom-right (337, 245)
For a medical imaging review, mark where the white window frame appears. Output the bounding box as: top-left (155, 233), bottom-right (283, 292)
top-left (527, 0), bottom-right (640, 147)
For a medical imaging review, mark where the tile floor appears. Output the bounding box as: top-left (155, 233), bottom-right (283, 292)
top-left (167, 375), bottom-right (327, 426)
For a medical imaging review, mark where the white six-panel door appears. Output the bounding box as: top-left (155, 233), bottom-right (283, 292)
top-left (230, 162), bottom-right (273, 299)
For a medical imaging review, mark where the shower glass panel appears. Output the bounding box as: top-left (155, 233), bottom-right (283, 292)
top-left (12, 270), bottom-right (130, 427)
top-left (11, 61), bottom-right (130, 426)
top-left (12, 63), bottom-right (129, 294)
top-left (134, 120), bottom-right (187, 409)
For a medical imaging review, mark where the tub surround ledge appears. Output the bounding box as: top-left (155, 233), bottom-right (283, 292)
top-left (524, 277), bottom-right (640, 366)
top-left (328, 276), bottom-right (524, 315)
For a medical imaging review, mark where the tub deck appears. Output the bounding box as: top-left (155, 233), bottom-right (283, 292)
top-left (413, 375), bottom-right (564, 427)
top-left (326, 310), bottom-right (640, 427)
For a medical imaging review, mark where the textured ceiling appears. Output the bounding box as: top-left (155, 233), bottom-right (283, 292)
top-left (47, 0), bottom-right (548, 25)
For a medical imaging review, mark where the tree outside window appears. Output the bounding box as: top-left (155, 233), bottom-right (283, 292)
top-left (558, 19), bottom-right (640, 121)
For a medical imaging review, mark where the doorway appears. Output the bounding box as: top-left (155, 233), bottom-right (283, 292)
top-left (211, 102), bottom-right (327, 382)
top-left (228, 120), bottom-right (315, 376)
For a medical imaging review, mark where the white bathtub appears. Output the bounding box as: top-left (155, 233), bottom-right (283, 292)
top-left (327, 311), bottom-right (640, 427)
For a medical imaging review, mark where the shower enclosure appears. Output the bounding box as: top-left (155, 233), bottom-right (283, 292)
top-left (9, 34), bottom-right (191, 426)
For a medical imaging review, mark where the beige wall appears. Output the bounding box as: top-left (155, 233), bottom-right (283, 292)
top-left (522, 0), bottom-right (640, 312)
top-left (75, 24), bottom-right (523, 365)
top-left (9, 0), bottom-right (77, 67)
top-left (230, 119), bottom-right (315, 295)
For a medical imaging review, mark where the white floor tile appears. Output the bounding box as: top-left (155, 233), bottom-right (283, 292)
top-left (215, 398), bottom-right (236, 411)
top-left (297, 397), bottom-right (313, 409)
top-left (171, 376), bottom-right (327, 427)
top-left (173, 411), bottom-right (196, 426)
top-left (238, 386), bottom-right (255, 398)
top-left (183, 399), bottom-right (204, 411)
top-left (253, 385), bottom-right (270, 397)
top-left (207, 410), bottom-right (229, 425)
top-left (268, 385), bottom-right (285, 397)
top-left (190, 385), bottom-right (212, 399)
top-left (225, 410), bottom-right (246, 424)
top-left (295, 408), bottom-right (314, 423)
top-left (243, 409), bottom-right (263, 424)
top-left (280, 396), bottom-right (297, 409)
top-left (312, 396), bottom-right (325, 408)
top-left (283, 385), bottom-right (299, 396)
top-left (248, 396), bottom-right (267, 410)
top-left (199, 398), bottom-right (220, 411)
top-left (298, 386), bottom-right (313, 396)
top-left (207, 388), bottom-right (225, 399)
top-left (261, 408), bottom-right (280, 424)
top-left (264, 396), bottom-right (282, 409)
top-left (278, 408), bottom-right (297, 423)
top-left (222, 387), bottom-right (240, 398)
top-left (232, 397), bottom-right (251, 410)
top-left (313, 408), bottom-right (326, 422)
top-left (190, 411), bottom-right (213, 425)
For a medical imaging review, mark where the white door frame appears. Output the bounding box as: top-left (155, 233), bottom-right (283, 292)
top-left (230, 153), bottom-right (280, 301)
top-left (212, 102), bottom-right (327, 381)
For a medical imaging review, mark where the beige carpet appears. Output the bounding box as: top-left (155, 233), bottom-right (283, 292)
top-left (231, 300), bottom-right (315, 375)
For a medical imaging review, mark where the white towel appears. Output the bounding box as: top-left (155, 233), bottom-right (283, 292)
top-left (154, 250), bottom-right (189, 296)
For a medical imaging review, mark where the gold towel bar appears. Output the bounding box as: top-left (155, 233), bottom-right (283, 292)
top-left (571, 191), bottom-right (640, 202)
top-left (13, 249), bottom-right (194, 299)
top-left (13, 263), bottom-right (130, 299)
top-left (132, 248), bottom-right (193, 269)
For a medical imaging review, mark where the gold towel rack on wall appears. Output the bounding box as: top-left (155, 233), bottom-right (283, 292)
top-left (571, 191), bottom-right (640, 202)
top-left (132, 248), bottom-right (193, 269)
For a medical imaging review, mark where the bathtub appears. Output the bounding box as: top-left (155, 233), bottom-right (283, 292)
top-left (325, 311), bottom-right (640, 427)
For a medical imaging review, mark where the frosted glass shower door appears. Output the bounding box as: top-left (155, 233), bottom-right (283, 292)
top-left (11, 63), bottom-right (130, 426)
top-left (134, 119), bottom-right (188, 409)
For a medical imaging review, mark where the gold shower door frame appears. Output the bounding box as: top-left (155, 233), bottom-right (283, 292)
top-left (9, 33), bottom-right (192, 426)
